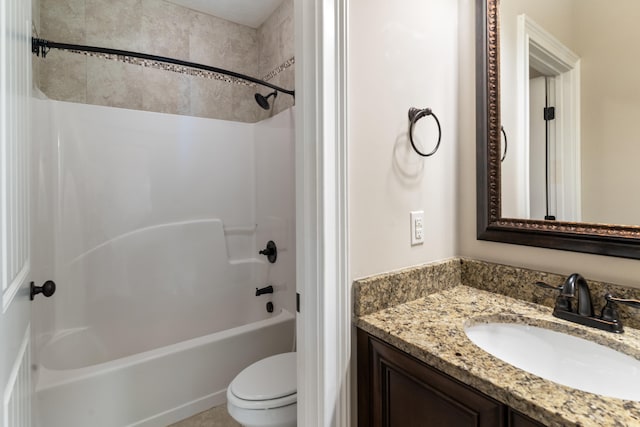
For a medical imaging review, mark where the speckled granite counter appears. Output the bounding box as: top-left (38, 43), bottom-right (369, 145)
top-left (355, 285), bottom-right (640, 427)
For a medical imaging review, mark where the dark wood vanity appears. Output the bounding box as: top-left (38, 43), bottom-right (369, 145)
top-left (357, 329), bottom-right (545, 427)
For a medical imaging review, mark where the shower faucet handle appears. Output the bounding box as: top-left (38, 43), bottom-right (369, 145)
top-left (259, 241), bottom-right (277, 263)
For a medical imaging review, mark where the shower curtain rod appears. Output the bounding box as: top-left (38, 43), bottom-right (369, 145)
top-left (31, 38), bottom-right (295, 97)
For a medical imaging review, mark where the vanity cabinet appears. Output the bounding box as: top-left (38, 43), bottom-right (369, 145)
top-left (357, 329), bottom-right (546, 427)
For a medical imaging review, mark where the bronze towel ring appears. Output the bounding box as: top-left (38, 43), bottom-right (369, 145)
top-left (408, 107), bottom-right (442, 157)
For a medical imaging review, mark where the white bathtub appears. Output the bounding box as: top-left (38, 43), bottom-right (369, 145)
top-left (36, 309), bottom-right (295, 427)
top-left (35, 219), bottom-right (295, 426)
top-left (32, 103), bottom-right (297, 427)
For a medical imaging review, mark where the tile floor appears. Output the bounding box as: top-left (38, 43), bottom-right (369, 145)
top-left (169, 405), bottom-right (240, 427)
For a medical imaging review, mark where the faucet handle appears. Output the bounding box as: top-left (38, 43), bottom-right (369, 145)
top-left (535, 281), bottom-right (563, 291)
top-left (605, 293), bottom-right (640, 309)
top-left (535, 281), bottom-right (572, 312)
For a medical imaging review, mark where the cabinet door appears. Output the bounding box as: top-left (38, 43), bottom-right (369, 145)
top-left (509, 409), bottom-right (546, 427)
top-left (358, 329), bottom-right (505, 427)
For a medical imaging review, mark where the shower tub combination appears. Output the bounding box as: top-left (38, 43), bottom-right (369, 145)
top-left (32, 101), bottom-right (296, 427)
top-left (37, 300), bottom-right (294, 427)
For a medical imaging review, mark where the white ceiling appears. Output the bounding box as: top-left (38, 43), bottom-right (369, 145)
top-left (166, 0), bottom-right (284, 28)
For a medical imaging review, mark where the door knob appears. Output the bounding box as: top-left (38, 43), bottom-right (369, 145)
top-left (30, 280), bottom-right (56, 301)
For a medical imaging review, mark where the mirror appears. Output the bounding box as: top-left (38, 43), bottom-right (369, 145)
top-left (476, 0), bottom-right (640, 259)
top-left (500, 0), bottom-right (640, 225)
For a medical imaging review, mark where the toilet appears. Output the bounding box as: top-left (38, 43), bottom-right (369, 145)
top-left (227, 352), bottom-right (297, 427)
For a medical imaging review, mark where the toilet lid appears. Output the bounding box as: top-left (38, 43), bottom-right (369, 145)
top-left (230, 352), bottom-right (296, 401)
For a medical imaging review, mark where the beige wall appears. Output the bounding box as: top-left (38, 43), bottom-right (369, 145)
top-left (575, 1), bottom-right (640, 225)
top-left (348, 0), bottom-right (459, 280)
top-left (38, 0), bottom-right (294, 122)
top-left (499, 0), bottom-right (576, 218)
top-left (458, 0), bottom-right (640, 290)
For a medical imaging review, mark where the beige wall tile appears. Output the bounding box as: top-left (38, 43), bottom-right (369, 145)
top-left (39, 0), bottom-right (293, 122)
top-left (189, 12), bottom-right (258, 77)
top-left (190, 77), bottom-right (235, 121)
top-left (267, 67), bottom-right (294, 116)
top-left (41, 0), bottom-right (86, 43)
top-left (232, 85), bottom-right (261, 123)
top-left (258, 0), bottom-right (293, 74)
top-left (86, 57), bottom-right (143, 109)
top-left (39, 50), bottom-right (87, 102)
top-left (141, 0), bottom-right (192, 60)
top-left (86, 0), bottom-right (143, 51)
top-left (141, 67), bottom-right (190, 115)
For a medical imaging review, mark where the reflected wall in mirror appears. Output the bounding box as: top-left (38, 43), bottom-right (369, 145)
top-left (499, 0), bottom-right (640, 225)
top-left (476, 0), bottom-right (640, 259)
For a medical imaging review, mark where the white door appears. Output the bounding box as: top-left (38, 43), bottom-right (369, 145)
top-left (529, 76), bottom-right (547, 220)
top-left (1, 0), bottom-right (34, 425)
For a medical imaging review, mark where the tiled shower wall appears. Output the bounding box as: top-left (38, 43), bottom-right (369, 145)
top-left (36, 0), bottom-right (294, 122)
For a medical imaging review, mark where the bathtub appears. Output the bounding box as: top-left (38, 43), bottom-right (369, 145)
top-left (36, 309), bottom-right (295, 427)
top-left (35, 219), bottom-right (295, 427)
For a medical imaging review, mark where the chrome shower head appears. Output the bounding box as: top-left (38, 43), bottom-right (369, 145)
top-left (255, 91), bottom-right (277, 110)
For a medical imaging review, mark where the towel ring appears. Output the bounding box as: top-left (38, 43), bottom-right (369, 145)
top-left (408, 107), bottom-right (441, 157)
top-left (500, 126), bottom-right (507, 162)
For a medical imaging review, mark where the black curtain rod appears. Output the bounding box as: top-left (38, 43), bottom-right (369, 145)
top-left (31, 38), bottom-right (295, 97)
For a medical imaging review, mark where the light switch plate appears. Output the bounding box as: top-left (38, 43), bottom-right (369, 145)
top-left (410, 211), bottom-right (424, 245)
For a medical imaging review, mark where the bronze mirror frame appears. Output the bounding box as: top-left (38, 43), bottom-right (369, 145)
top-left (476, 0), bottom-right (640, 259)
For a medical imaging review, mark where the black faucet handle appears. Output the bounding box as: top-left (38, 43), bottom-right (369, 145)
top-left (535, 281), bottom-right (563, 291)
top-left (535, 281), bottom-right (573, 312)
top-left (259, 241), bottom-right (277, 263)
top-left (605, 293), bottom-right (640, 310)
top-left (601, 299), bottom-right (621, 323)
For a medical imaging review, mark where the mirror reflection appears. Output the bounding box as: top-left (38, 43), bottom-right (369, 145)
top-left (499, 0), bottom-right (640, 226)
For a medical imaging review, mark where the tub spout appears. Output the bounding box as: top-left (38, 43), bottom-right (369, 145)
top-left (256, 285), bottom-right (274, 296)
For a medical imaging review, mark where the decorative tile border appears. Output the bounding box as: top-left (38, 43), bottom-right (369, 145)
top-left (262, 57), bottom-right (295, 82)
top-left (61, 48), bottom-right (295, 88)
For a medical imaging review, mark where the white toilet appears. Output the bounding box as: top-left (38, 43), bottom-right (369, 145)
top-left (227, 352), bottom-right (297, 427)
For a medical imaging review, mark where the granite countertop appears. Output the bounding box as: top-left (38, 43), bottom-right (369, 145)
top-left (355, 285), bottom-right (640, 427)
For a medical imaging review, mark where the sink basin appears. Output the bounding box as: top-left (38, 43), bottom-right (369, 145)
top-left (464, 322), bottom-right (640, 401)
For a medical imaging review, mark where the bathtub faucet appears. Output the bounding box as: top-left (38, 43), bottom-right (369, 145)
top-left (255, 285), bottom-right (274, 296)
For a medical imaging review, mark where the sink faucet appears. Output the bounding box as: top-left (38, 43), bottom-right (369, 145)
top-left (559, 273), bottom-right (594, 317)
top-left (535, 273), bottom-right (629, 333)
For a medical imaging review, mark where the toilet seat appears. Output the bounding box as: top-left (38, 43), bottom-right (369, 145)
top-left (228, 352), bottom-right (297, 410)
top-left (227, 389), bottom-right (296, 410)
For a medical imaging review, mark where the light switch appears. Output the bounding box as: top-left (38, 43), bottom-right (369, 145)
top-left (410, 211), bottom-right (424, 245)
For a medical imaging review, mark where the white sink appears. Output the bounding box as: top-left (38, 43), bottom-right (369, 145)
top-left (464, 322), bottom-right (640, 401)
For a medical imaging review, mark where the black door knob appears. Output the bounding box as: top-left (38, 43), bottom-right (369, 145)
top-left (30, 280), bottom-right (56, 301)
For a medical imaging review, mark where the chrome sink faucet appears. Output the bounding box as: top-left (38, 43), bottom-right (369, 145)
top-left (536, 273), bottom-right (640, 333)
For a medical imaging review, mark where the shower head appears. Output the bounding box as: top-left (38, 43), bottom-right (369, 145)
top-left (255, 91), bottom-right (278, 110)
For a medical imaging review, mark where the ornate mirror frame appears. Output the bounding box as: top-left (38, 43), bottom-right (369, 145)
top-left (476, 0), bottom-right (640, 259)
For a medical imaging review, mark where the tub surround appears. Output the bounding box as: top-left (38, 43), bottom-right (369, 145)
top-left (32, 101), bottom-right (297, 426)
top-left (354, 259), bottom-right (640, 426)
